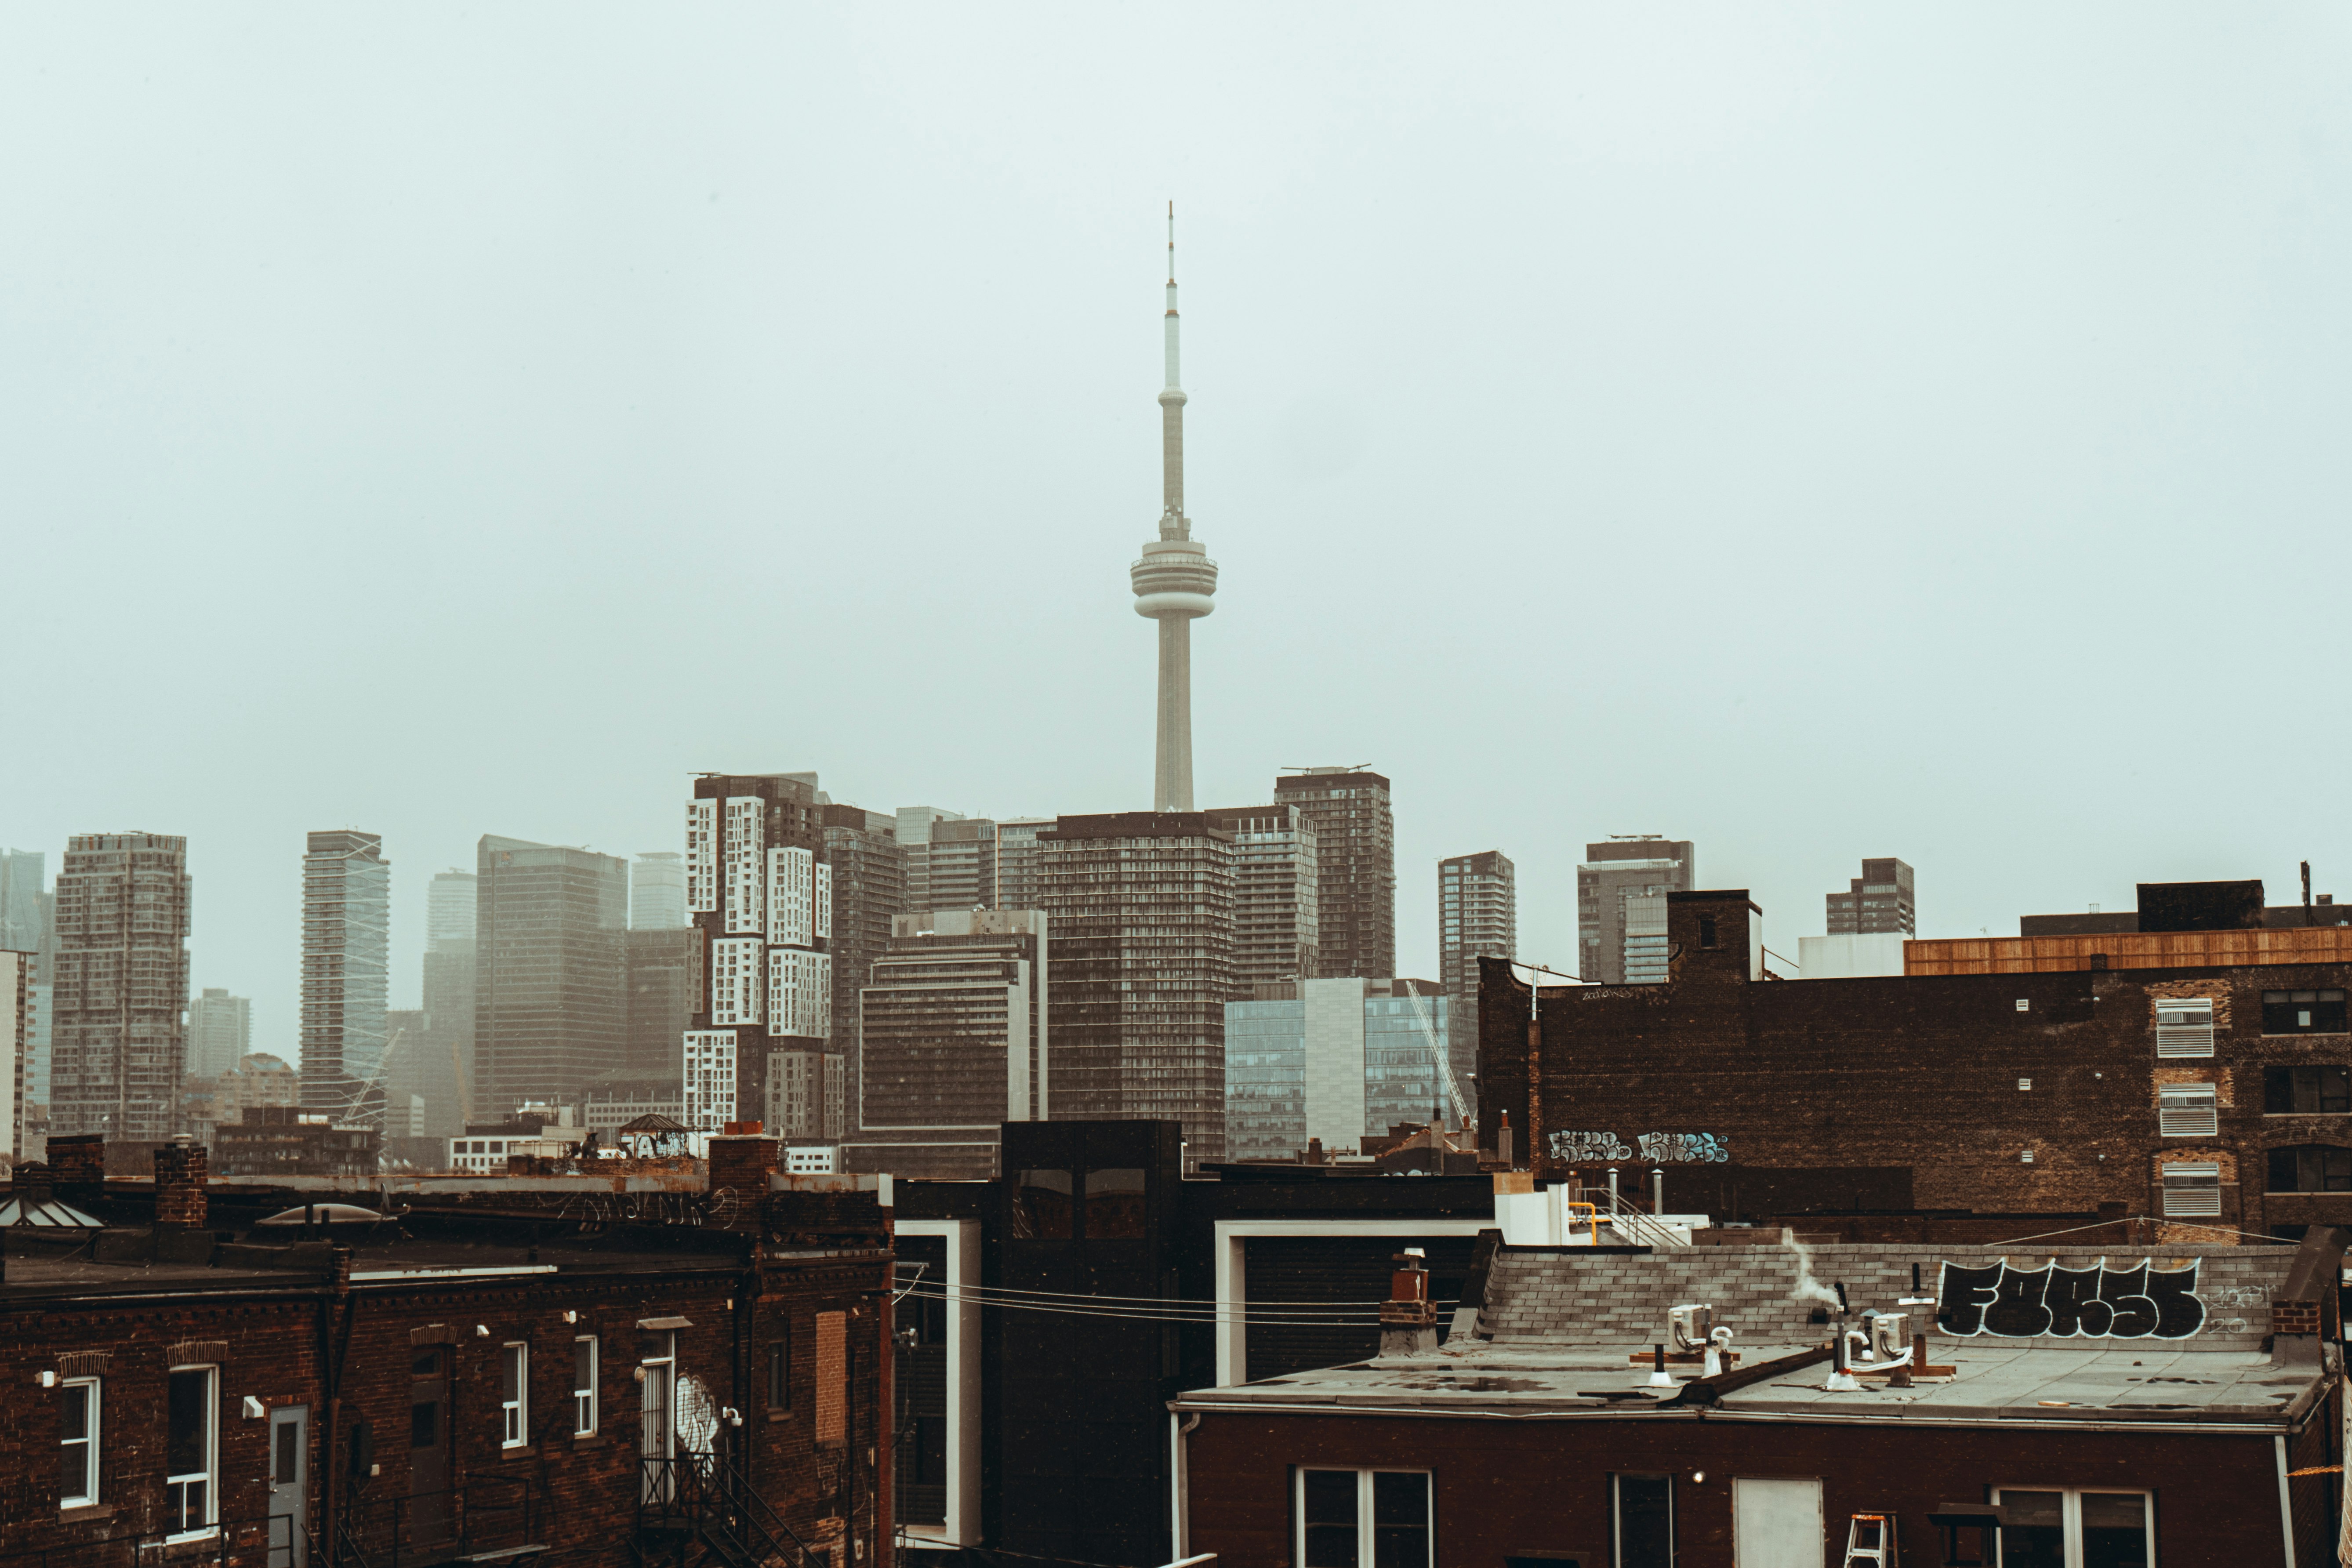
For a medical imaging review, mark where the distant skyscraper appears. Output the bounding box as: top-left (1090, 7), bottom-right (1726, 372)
top-left (382, 1008), bottom-right (429, 1136)
top-left (1038, 812), bottom-right (1234, 1164)
top-left (684, 774), bottom-right (831, 1129)
top-left (994, 818), bottom-right (1055, 914)
top-left (51, 831), bottom-right (192, 1140)
top-left (1205, 805), bottom-right (1320, 987)
top-left (926, 819), bottom-right (998, 912)
top-left (1578, 838), bottom-right (1696, 986)
top-left (817, 803), bottom-right (904, 1117)
top-left (300, 830), bottom-right (392, 1122)
top-left (1828, 857), bottom-right (1916, 936)
top-left (427, 868), bottom-right (477, 948)
top-left (894, 808), bottom-right (965, 917)
top-left (415, 868), bottom-right (478, 1138)
top-left (632, 852), bottom-right (687, 929)
top-left (1132, 206), bottom-right (1219, 812)
top-left (0, 849), bottom-right (47, 958)
top-left (624, 927), bottom-right (698, 1078)
top-left (1, 949), bottom-right (29, 1157)
top-left (187, 988), bottom-right (253, 1079)
top-left (1274, 768), bottom-right (1396, 980)
top-left (766, 1049), bottom-right (848, 1143)
top-left (1438, 851), bottom-right (1515, 1088)
top-left (845, 909), bottom-right (1048, 1180)
top-left (474, 834), bottom-right (627, 1115)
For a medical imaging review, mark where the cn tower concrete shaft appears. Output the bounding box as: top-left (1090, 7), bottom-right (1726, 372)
top-left (1131, 203), bottom-right (1216, 812)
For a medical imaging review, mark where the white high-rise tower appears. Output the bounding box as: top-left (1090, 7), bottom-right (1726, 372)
top-left (1131, 203), bottom-right (1218, 812)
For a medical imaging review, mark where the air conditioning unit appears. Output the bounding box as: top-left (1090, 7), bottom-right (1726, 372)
top-left (1866, 1310), bottom-right (1911, 1362)
top-left (2158, 1084), bottom-right (2219, 1137)
top-left (2155, 998), bottom-right (2215, 1058)
top-left (2162, 1161), bottom-right (2222, 1217)
top-left (1668, 1304), bottom-right (1712, 1354)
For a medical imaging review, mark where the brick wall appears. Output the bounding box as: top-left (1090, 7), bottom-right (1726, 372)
top-left (1478, 951), bottom-right (2352, 1237)
top-left (1479, 1242), bottom-right (2289, 1352)
top-left (153, 1139), bottom-right (207, 1227)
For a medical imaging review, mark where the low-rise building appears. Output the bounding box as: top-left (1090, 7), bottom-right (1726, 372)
top-left (0, 1133), bottom-right (896, 1568)
top-left (211, 1106), bottom-right (379, 1178)
top-left (1173, 1225), bottom-right (2342, 1568)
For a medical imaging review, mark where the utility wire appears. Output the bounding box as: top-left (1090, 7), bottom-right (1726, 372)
top-left (896, 1284), bottom-right (1458, 1327)
top-left (892, 1278), bottom-right (1413, 1309)
top-left (899, 1280), bottom-right (1449, 1316)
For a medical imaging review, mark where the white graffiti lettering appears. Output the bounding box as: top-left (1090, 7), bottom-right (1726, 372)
top-left (1546, 1131), bottom-right (1728, 1164)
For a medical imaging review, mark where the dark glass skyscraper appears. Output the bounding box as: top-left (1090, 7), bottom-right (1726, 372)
top-left (1037, 812), bottom-right (1234, 1164)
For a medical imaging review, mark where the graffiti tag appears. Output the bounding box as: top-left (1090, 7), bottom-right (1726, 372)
top-left (1937, 1259), bottom-right (2204, 1339)
top-left (1546, 1131), bottom-right (1729, 1164)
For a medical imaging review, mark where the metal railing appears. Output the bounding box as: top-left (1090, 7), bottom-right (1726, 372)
top-left (331, 1477), bottom-right (538, 1568)
top-left (0, 1511), bottom-right (287, 1568)
top-left (1593, 1187), bottom-right (1689, 1249)
top-left (636, 1454), bottom-right (821, 1568)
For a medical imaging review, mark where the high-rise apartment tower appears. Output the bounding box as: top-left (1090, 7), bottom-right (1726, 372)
top-left (1132, 207), bottom-right (1219, 811)
top-left (300, 830), bottom-right (392, 1122)
top-left (1578, 838), bottom-right (1696, 985)
top-left (1205, 805), bottom-right (1320, 987)
top-left (187, 988), bottom-right (253, 1080)
top-left (684, 774), bottom-right (831, 1130)
top-left (1274, 769), bottom-right (1396, 980)
top-left (51, 832), bottom-right (191, 1139)
top-left (1828, 857), bottom-right (1916, 936)
top-left (1438, 851), bottom-right (1514, 1089)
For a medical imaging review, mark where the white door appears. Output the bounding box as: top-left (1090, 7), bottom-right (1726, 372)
top-left (1733, 1477), bottom-right (1823, 1568)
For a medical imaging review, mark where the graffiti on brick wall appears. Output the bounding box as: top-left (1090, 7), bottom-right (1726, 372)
top-left (1546, 1131), bottom-right (1729, 1163)
top-left (1938, 1259), bottom-right (2205, 1339)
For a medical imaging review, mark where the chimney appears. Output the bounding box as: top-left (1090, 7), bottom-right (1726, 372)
top-left (1302, 1137), bottom-right (1326, 1166)
top-left (12, 1161), bottom-right (53, 1210)
top-left (154, 1135), bottom-right (208, 1230)
top-left (707, 1133), bottom-right (780, 1199)
top-left (48, 1134), bottom-right (105, 1198)
top-left (1377, 1249), bottom-right (1439, 1358)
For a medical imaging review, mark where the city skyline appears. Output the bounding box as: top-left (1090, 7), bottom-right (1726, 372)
top-left (7, 10), bottom-right (2347, 1057)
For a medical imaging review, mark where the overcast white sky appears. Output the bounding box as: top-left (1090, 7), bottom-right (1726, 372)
top-left (6, 6), bottom-right (2351, 1057)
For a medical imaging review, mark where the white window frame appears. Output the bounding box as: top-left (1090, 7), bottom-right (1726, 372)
top-left (164, 1364), bottom-right (218, 1542)
top-left (1990, 1485), bottom-right (2155, 1567)
top-left (573, 1336), bottom-right (598, 1438)
top-left (1292, 1467), bottom-right (1433, 1568)
top-left (2159, 1084), bottom-right (2219, 1138)
top-left (59, 1376), bottom-right (99, 1509)
top-left (501, 1343), bottom-right (529, 1448)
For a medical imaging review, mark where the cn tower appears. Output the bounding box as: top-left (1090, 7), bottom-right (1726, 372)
top-left (1131, 202), bottom-right (1218, 812)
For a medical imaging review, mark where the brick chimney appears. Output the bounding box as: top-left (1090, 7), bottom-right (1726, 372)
top-left (1377, 1249), bottom-right (1439, 1358)
top-left (154, 1135), bottom-right (208, 1230)
top-left (707, 1133), bottom-right (780, 1199)
top-left (12, 1161), bottom-right (54, 1209)
top-left (48, 1134), bottom-right (105, 1197)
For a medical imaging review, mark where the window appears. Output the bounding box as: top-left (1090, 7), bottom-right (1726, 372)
top-left (1613, 1474), bottom-right (1674, 1566)
top-left (2267, 1145), bottom-right (2352, 1194)
top-left (2157, 1084), bottom-right (2217, 1137)
top-left (2154, 998), bottom-right (2215, 1058)
top-left (2264, 1066), bottom-right (2351, 1114)
top-left (59, 1378), bottom-right (98, 1509)
top-left (1698, 916), bottom-right (1717, 949)
top-left (1296, 1469), bottom-right (1431, 1568)
top-left (165, 1366), bottom-right (216, 1539)
top-left (2162, 1161), bottom-right (2221, 1216)
top-left (572, 1337), bottom-right (597, 1437)
top-left (2264, 990), bottom-right (2348, 1035)
top-left (1085, 1168), bottom-right (1146, 1239)
top-left (1009, 1169), bottom-right (1072, 1239)
top-left (500, 1344), bottom-right (528, 1447)
top-left (766, 1335), bottom-right (791, 1411)
top-left (1992, 1488), bottom-right (2151, 1568)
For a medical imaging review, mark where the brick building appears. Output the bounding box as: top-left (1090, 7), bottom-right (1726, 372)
top-left (1173, 1227), bottom-right (2346, 1566)
top-left (1477, 882), bottom-right (2352, 1241)
top-left (0, 1133), bottom-right (894, 1568)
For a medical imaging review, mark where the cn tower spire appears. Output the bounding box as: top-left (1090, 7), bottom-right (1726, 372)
top-left (1131, 200), bottom-right (1218, 812)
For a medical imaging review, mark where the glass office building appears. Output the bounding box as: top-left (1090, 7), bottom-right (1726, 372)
top-left (1223, 979), bottom-right (1448, 1163)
